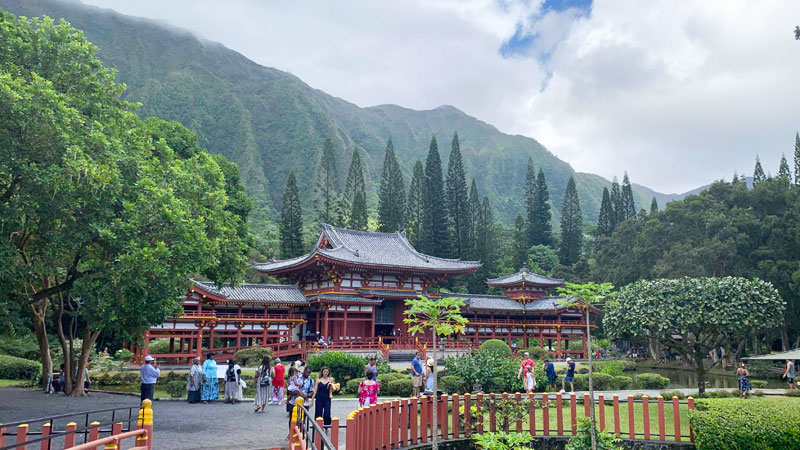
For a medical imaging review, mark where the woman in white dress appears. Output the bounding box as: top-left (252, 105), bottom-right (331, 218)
top-left (224, 359), bottom-right (243, 403)
top-left (525, 365), bottom-right (536, 395)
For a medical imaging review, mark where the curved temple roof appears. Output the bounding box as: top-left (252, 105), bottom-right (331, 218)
top-left (486, 265), bottom-right (564, 287)
top-left (190, 280), bottom-right (308, 305)
top-left (254, 224), bottom-right (482, 274)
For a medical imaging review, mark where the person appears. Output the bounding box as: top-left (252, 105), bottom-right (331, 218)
top-left (544, 359), bottom-right (557, 392)
top-left (410, 351), bottom-right (424, 397)
top-left (201, 353), bottom-right (219, 403)
top-left (286, 368), bottom-right (301, 439)
top-left (224, 359), bottom-right (243, 404)
top-left (55, 364), bottom-right (66, 393)
top-left (560, 357), bottom-right (575, 393)
top-left (298, 366), bottom-right (314, 406)
top-left (294, 359), bottom-right (305, 374)
top-left (783, 359), bottom-right (797, 390)
top-left (365, 356), bottom-right (378, 381)
top-left (187, 357), bottom-right (203, 404)
top-left (358, 371), bottom-right (379, 407)
top-left (254, 357), bottom-right (272, 412)
top-left (517, 352), bottom-right (535, 387)
top-left (311, 366), bottom-right (334, 426)
top-left (271, 358), bottom-right (286, 404)
top-left (319, 336), bottom-right (328, 349)
top-left (140, 355), bottom-right (160, 401)
top-left (525, 365), bottom-right (536, 394)
top-left (424, 358), bottom-right (435, 395)
top-left (736, 363), bottom-right (751, 398)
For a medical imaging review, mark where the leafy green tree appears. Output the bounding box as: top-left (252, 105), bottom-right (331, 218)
top-left (404, 295), bottom-right (468, 450)
top-left (512, 213), bottom-right (528, 269)
top-left (532, 168), bottom-right (553, 247)
top-left (650, 197), bottom-right (659, 214)
top-left (446, 132), bottom-right (470, 258)
top-left (280, 171), bottom-right (305, 258)
top-left (609, 178), bottom-right (623, 229)
top-left (527, 245), bottom-right (559, 274)
top-left (559, 176), bottom-right (584, 265)
top-left (605, 277), bottom-right (784, 397)
top-left (470, 196), bottom-right (495, 293)
top-left (753, 155), bottom-right (766, 183)
top-left (350, 190), bottom-right (368, 231)
top-left (525, 158), bottom-right (537, 245)
top-left (794, 132), bottom-right (800, 186)
top-left (597, 187), bottom-right (614, 236)
top-left (422, 136), bottom-right (450, 257)
top-left (621, 173), bottom-right (636, 219)
top-left (378, 139), bottom-right (406, 232)
top-left (466, 178), bottom-right (481, 260)
top-left (313, 138), bottom-right (340, 226)
top-left (778, 153), bottom-right (792, 181)
top-left (406, 160), bottom-right (426, 245)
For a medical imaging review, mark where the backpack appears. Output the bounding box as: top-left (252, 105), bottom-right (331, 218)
top-left (260, 368), bottom-right (272, 387)
top-left (226, 366), bottom-right (237, 382)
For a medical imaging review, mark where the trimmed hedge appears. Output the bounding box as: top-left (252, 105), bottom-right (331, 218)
top-left (635, 373), bottom-right (670, 389)
top-left (750, 379), bottom-right (768, 389)
top-left (345, 379), bottom-right (362, 395)
top-left (146, 338), bottom-right (171, 354)
top-left (234, 347), bottom-right (272, 366)
top-left (308, 351), bottom-right (374, 382)
top-left (92, 372), bottom-right (140, 385)
top-left (0, 354), bottom-right (42, 380)
top-left (166, 380), bottom-right (185, 398)
top-left (613, 376), bottom-right (632, 389)
top-left (439, 375), bottom-right (468, 394)
top-left (385, 378), bottom-right (413, 396)
top-left (690, 398), bottom-right (800, 449)
top-left (480, 339), bottom-right (511, 356)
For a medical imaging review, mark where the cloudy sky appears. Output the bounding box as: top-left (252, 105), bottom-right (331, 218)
top-left (81, 0), bottom-right (800, 193)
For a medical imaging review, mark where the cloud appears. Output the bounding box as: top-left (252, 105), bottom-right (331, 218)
top-left (80, 0), bottom-right (800, 193)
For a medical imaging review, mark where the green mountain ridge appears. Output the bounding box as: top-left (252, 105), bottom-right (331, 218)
top-left (1, 0), bottom-right (686, 225)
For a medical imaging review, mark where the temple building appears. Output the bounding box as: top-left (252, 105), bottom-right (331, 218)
top-left (141, 224), bottom-right (596, 362)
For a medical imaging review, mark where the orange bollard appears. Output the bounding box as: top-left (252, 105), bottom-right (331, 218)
top-left (452, 394), bottom-right (460, 438)
top-left (657, 396), bottom-right (666, 441)
top-left (88, 421), bottom-right (100, 444)
top-left (570, 393), bottom-right (577, 435)
top-left (15, 423), bottom-right (28, 450)
top-left (330, 418), bottom-right (339, 450)
top-left (410, 397), bottom-right (419, 445)
top-left (39, 423), bottom-right (50, 450)
top-left (556, 393), bottom-right (563, 436)
top-left (627, 396), bottom-right (635, 439)
top-left (346, 416), bottom-right (356, 450)
top-left (542, 393), bottom-right (550, 436)
top-left (688, 397), bottom-right (695, 443)
top-left (642, 395), bottom-right (650, 440)
top-left (673, 397), bottom-right (681, 442)
top-left (64, 423), bottom-right (77, 448)
top-left (137, 399), bottom-right (154, 450)
top-left (315, 417), bottom-right (324, 450)
top-left (598, 394), bottom-right (605, 431)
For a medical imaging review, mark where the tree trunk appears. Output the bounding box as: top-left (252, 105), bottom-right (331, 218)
top-left (586, 308), bottom-right (597, 450)
top-left (694, 353), bottom-right (706, 397)
top-left (780, 328), bottom-right (789, 351)
top-left (431, 333), bottom-right (438, 450)
top-left (68, 329), bottom-right (100, 397)
top-left (30, 299), bottom-right (52, 390)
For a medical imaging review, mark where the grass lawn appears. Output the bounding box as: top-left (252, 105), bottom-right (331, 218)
top-left (0, 379), bottom-right (34, 387)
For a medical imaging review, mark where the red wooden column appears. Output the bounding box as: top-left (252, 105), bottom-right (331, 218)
top-left (657, 396), bottom-right (666, 441)
top-left (556, 327), bottom-right (562, 359)
top-left (672, 396), bottom-right (681, 442)
top-left (642, 395), bottom-right (650, 440)
top-left (391, 400), bottom-right (400, 448)
top-left (612, 394), bottom-right (621, 437)
top-left (627, 395), bottom-right (635, 439)
top-left (342, 307), bottom-right (349, 338)
top-left (323, 306), bottom-right (330, 341)
top-left (598, 394), bottom-right (605, 431)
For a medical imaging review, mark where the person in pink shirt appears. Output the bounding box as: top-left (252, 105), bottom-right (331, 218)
top-left (517, 352), bottom-right (535, 388)
top-left (358, 371), bottom-right (380, 407)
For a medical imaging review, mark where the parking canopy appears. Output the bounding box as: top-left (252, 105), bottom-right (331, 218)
top-left (742, 349), bottom-right (800, 360)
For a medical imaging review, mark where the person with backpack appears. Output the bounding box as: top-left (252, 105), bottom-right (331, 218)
top-left (544, 359), bottom-right (557, 392)
top-left (254, 357), bottom-right (272, 412)
top-left (224, 359), bottom-right (243, 404)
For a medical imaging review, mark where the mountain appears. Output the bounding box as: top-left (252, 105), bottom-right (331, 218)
top-left (0, 0), bottom-right (685, 225)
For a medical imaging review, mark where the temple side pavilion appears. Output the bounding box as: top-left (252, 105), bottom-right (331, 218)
top-left (141, 225), bottom-right (597, 362)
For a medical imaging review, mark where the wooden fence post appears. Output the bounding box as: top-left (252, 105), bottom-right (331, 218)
top-left (627, 396), bottom-right (635, 439)
top-left (476, 393), bottom-right (484, 434)
top-left (688, 397), bottom-right (695, 443)
top-left (15, 424), bottom-right (27, 450)
top-left (391, 400), bottom-right (400, 448)
top-left (330, 417), bottom-right (339, 450)
top-left (64, 423), bottom-right (77, 449)
top-left (612, 395), bottom-right (620, 436)
top-left (452, 394), bottom-right (460, 438)
top-left (598, 394), bottom-right (605, 431)
top-left (104, 423), bottom-right (123, 450)
top-left (346, 415), bottom-right (356, 450)
top-left (672, 397), bottom-right (681, 442)
top-left (514, 393), bottom-right (522, 432)
top-left (642, 395), bottom-right (650, 440)
top-left (315, 418), bottom-right (324, 450)
top-left (584, 393), bottom-right (591, 418)
top-left (419, 398), bottom-right (428, 443)
top-left (556, 393), bottom-right (563, 436)
top-left (409, 398), bottom-right (418, 445)
top-left (39, 423), bottom-right (50, 450)
top-left (382, 402), bottom-right (390, 449)
top-left (88, 421), bottom-right (100, 444)
top-left (489, 394), bottom-right (497, 432)
top-left (570, 393), bottom-right (577, 435)
top-left (463, 394), bottom-right (472, 438)
top-left (440, 395), bottom-right (449, 439)
top-left (542, 393), bottom-right (550, 436)
top-left (657, 396), bottom-right (666, 441)
top-left (528, 393), bottom-right (535, 435)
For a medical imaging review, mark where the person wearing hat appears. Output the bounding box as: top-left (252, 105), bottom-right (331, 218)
top-left (560, 357), bottom-right (575, 393)
top-left (424, 358), bottom-right (435, 395)
top-left (224, 359), bottom-right (243, 404)
top-left (187, 357), bottom-right (203, 403)
top-left (140, 355), bottom-right (160, 401)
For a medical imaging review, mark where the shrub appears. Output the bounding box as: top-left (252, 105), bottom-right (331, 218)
top-left (565, 418), bottom-right (623, 450)
top-left (378, 372), bottom-right (404, 386)
top-left (597, 360), bottom-right (624, 376)
top-left (439, 375), bottom-right (468, 394)
top-left (480, 339), bottom-right (511, 356)
top-left (635, 373), bottom-right (670, 389)
top-left (0, 335), bottom-right (40, 360)
top-left (166, 380), bottom-right (185, 398)
top-left (572, 373), bottom-right (613, 391)
top-left (308, 351), bottom-right (367, 381)
top-left (344, 379), bottom-right (362, 395)
top-left (473, 431), bottom-right (533, 450)
top-left (444, 349), bottom-right (520, 393)
top-left (156, 371), bottom-right (186, 385)
top-left (750, 379), bottom-right (768, 389)
top-left (660, 390), bottom-right (686, 400)
top-left (753, 390), bottom-right (765, 396)
top-left (386, 378), bottom-right (414, 397)
top-left (113, 348), bottom-right (134, 362)
top-left (612, 376), bottom-right (632, 390)
top-left (234, 347), bottom-right (272, 366)
top-left (523, 347), bottom-right (550, 360)
top-left (0, 354), bottom-right (41, 380)
top-left (690, 398), bottom-right (800, 449)
top-left (576, 366), bottom-right (589, 374)
top-left (620, 360), bottom-right (636, 371)
top-left (146, 339), bottom-right (171, 354)
top-left (703, 390), bottom-right (733, 398)
top-left (785, 390), bottom-right (800, 397)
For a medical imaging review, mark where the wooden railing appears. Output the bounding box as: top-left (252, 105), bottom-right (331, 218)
top-left (0, 400), bottom-right (154, 450)
top-left (179, 311), bottom-right (305, 322)
top-left (345, 393), bottom-right (696, 450)
top-left (289, 399), bottom-right (339, 450)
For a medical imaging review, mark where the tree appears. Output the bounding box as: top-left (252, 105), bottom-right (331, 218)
top-left (345, 148), bottom-right (368, 230)
top-left (610, 178), bottom-right (623, 229)
top-left (350, 190), bottom-right (368, 231)
top-left (512, 213), bottom-right (529, 269)
top-left (422, 136), bottom-right (450, 257)
top-left (446, 132), bottom-right (470, 258)
top-left (650, 197), bottom-right (659, 214)
top-left (532, 168), bottom-right (553, 247)
top-left (471, 197), bottom-right (495, 293)
top-left (525, 158), bottom-right (537, 246)
top-left (0, 13), bottom-right (249, 395)
top-left (558, 282), bottom-right (615, 450)
top-left (794, 132), bottom-right (800, 186)
top-left (313, 138), bottom-right (340, 226)
top-left (527, 245), bottom-right (559, 274)
top-left (344, 148), bottom-right (366, 205)
top-left (597, 187), bottom-right (614, 236)
top-left (559, 177), bottom-right (584, 265)
top-left (466, 179), bottom-right (481, 260)
top-left (621, 173), bottom-right (636, 220)
top-left (404, 295), bottom-right (469, 450)
top-left (378, 139), bottom-right (406, 232)
top-left (406, 160), bottom-right (426, 246)
top-left (778, 154), bottom-right (792, 181)
top-left (605, 277), bottom-right (784, 397)
top-left (753, 155), bottom-right (766, 183)
top-left (280, 171), bottom-right (305, 258)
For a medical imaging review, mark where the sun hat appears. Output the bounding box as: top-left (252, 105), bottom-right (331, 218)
top-left (566, 357), bottom-right (573, 362)
top-left (144, 355), bottom-right (154, 362)
top-left (427, 358), bottom-right (434, 367)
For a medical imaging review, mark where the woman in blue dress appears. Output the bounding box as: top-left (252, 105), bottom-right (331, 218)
top-left (201, 353), bottom-right (219, 403)
top-left (737, 363), bottom-right (751, 398)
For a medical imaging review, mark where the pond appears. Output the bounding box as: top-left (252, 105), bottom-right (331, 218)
top-left (632, 366), bottom-right (787, 389)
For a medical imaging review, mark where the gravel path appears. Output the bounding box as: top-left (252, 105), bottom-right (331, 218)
top-left (0, 388), bottom-right (364, 450)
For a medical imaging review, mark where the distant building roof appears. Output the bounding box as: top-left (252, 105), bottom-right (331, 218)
top-left (254, 224), bottom-right (482, 274)
top-left (486, 265), bottom-right (564, 287)
top-left (190, 280), bottom-right (308, 305)
top-left (458, 294), bottom-right (576, 312)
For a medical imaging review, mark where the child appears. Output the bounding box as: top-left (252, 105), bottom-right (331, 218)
top-left (525, 365), bottom-right (536, 394)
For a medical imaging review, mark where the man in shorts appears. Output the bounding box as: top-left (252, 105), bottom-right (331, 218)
top-left (783, 359), bottom-right (797, 390)
top-left (411, 351), bottom-right (423, 397)
top-left (560, 357), bottom-right (575, 393)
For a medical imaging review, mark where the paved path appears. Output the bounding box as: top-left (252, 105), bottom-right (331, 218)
top-left (0, 388), bottom-right (366, 450)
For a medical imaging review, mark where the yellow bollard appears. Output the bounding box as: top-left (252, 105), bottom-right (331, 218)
top-left (291, 397), bottom-right (306, 448)
top-left (136, 399), bottom-right (154, 450)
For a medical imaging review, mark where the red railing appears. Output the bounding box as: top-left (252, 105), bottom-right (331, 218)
top-left (178, 311), bottom-right (304, 321)
top-left (345, 393), bottom-right (696, 450)
top-left (466, 318), bottom-right (588, 326)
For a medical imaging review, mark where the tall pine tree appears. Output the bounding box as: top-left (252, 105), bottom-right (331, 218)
top-left (313, 138), bottom-right (340, 226)
top-left (378, 139), bottom-right (406, 232)
top-left (512, 213), bottom-right (529, 269)
top-left (794, 132), bottom-right (800, 186)
top-left (350, 190), bottom-right (368, 231)
top-left (280, 170), bottom-right (304, 258)
top-left (446, 132), bottom-right (470, 258)
top-left (778, 154), bottom-right (791, 181)
top-left (597, 187), bottom-right (614, 236)
top-left (753, 155), bottom-right (766, 183)
top-left (559, 176), bottom-right (583, 266)
top-left (650, 197), bottom-right (659, 214)
top-left (344, 148), bottom-right (366, 202)
top-left (466, 178), bottom-right (481, 260)
top-left (532, 168), bottom-right (553, 247)
top-left (406, 160), bottom-right (426, 246)
top-left (610, 177), bottom-right (623, 229)
top-left (469, 196), bottom-right (495, 294)
top-left (421, 136), bottom-right (450, 257)
top-left (524, 158), bottom-right (537, 246)
top-left (621, 172), bottom-right (636, 219)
